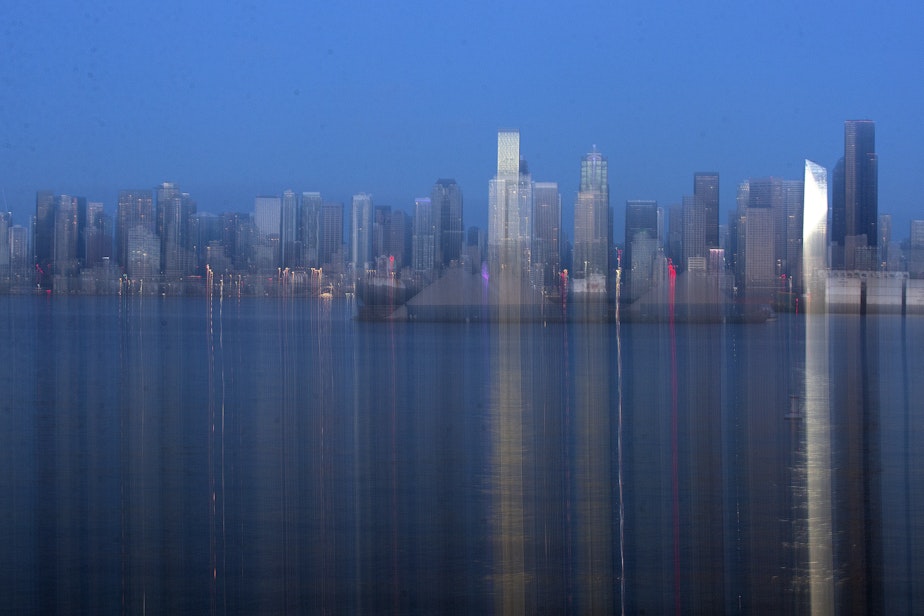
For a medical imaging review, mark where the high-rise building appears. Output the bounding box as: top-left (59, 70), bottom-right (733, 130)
top-left (531, 182), bottom-right (561, 289)
top-left (280, 189), bottom-right (298, 268)
top-left (53, 195), bottom-right (79, 282)
top-left (33, 190), bottom-right (55, 287)
top-left (680, 194), bottom-right (705, 271)
top-left (412, 197), bottom-right (435, 273)
top-left (84, 202), bottom-right (112, 269)
top-left (351, 193), bottom-right (374, 274)
top-left (431, 179), bottom-right (463, 268)
top-left (488, 129), bottom-right (530, 274)
top-left (318, 202), bottom-right (344, 270)
top-left (802, 160), bottom-right (828, 303)
top-left (388, 210), bottom-right (412, 270)
top-left (158, 182), bottom-right (196, 279)
top-left (694, 173), bottom-right (720, 248)
top-left (832, 120), bottom-right (878, 269)
top-left (624, 200), bottom-right (660, 303)
top-left (573, 147), bottom-right (611, 282)
top-left (300, 192), bottom-right (322, 267)
top-left (0, 212), bottom-right (10, 277)
top-left (9, 225), bottom-right (29, 282)
top-left (117, 190), bottom-right (155, 272)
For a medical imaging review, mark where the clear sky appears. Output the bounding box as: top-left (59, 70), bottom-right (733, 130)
top-left (2, 0), bottom-right (922, 241)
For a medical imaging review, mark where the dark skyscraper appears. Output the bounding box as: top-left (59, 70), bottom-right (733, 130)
top-left (431, 179), bottom-right (463, 268)
top-left (33, 190), bottom-right (55, 287)
top-left (624, 200), bottom-right (660, 302)
top-left (318, 202), bottom-right (344, 269)
top-left (833, 120), bottom-right (878, 270)
top-left (531, 182), bottom-right (561, 290)
top-left (694, 173), bottom-right (719, 248)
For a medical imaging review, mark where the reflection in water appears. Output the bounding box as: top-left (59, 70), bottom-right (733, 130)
top-left (1, 296), bottom-right (923, 613)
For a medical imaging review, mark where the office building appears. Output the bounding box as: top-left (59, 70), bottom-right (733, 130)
top-left (431, 179), bottom-right (463, 268)
top-left (573, 146), bottom-right (611, 282)
top-left (832, 120), bottom-right (878, 269)
top-left (488, 129), bottom-right (530, 274)
top-left (318, 202), bottom-right (344, 270)
top-left (624, 200), bottom-right (660, 303)
top-left (694, 173), bottom-right (720, 248)
top-left (280, 189), bottom-right (298, 268)
top-left (802, 160), bottom-right (828, 302)
top-left (531, 182), bottom-right (561, 289)
top-left (412, 197), bottom-right (435, 273)
top-left (300, 192), bottom-right (322, 267)
top-left (351, 193), bottom-right (374, 275)
top-left (158, 182), bottom-right (196, 279)
top-left (117, 190), bottom-right (155, 271)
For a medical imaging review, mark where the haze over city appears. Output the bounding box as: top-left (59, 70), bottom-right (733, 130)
top-left (2, 1), bottom-right (923, 238)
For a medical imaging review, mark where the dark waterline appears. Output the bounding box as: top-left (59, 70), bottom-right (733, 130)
top-left (0, 295), bottom-right (921, 614)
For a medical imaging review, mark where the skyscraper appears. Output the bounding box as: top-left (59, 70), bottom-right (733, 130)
top-left (694, 173), bottom-right (720, 249)
top-left (117, 189), bottom-right (155, 271)
top-left (33, 190), bottom-right (55, 287)
top-left (351, 193), bottom-right (374, 274)
top-left (300, 192), bottom-right (322, 267)
top-left (802, 160), bottom-right (828, 305)
top-left (832, 120), bottom-right (878, 270)
top-left (680, 194), bottom-right (705, 271)
top-left (531, 182), bottom-right (561, 290)
top-left (280, 189), bottom-right (298, 268)
top-left (488, 129), bottom-right (529, 274)
top-left (318, 202), bottom-right (343, 269)
top-left (431, 179), bottom-right (463, 268)
top-left (158, 182), bottom-right (196, 279)
top-left (573, 147), bottom-right (611, 283)
top-left (412, 197), bottom-right (436, 273)
top-left (624, 200), bottom-right (660, 303)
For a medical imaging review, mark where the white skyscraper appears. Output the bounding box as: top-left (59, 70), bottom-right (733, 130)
top-left (802, 160), bottom-right (828, 307)
top-left (488, 129), bottom-right (530, 274)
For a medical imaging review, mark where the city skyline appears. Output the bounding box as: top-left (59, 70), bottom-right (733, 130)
top-left (2, 2), bottom-right (922, 237)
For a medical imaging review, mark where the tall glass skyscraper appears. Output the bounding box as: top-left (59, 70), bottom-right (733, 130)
top-left (531, 182), bottom-right (561, 290)
top-left (488, 129), bottom-right (530, 275)
top-left (694, 173), bottom-right (719, 249)
top-left (573, 147), bottom-right (610, 282)
top-left (832, 120), bottom-right (877, 270)
top-left (431, 179), bottom-right (463, 268)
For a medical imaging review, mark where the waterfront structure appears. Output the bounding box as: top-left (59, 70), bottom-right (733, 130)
top-left (831, 120), bottom-right (877, 270)
top-left (531, 182), bottom-right (561, 290)
top-left (431, 179), bottom-right (463, 268)
top-left (573, 147), bottom-right (611, 286)
top-left (351, 193), bottom-right (374, 274)
top-left (694, 173), bottom-right (720, 249)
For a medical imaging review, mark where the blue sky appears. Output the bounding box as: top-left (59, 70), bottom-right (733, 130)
top-left (2, 0), bottom-right (922, 240)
